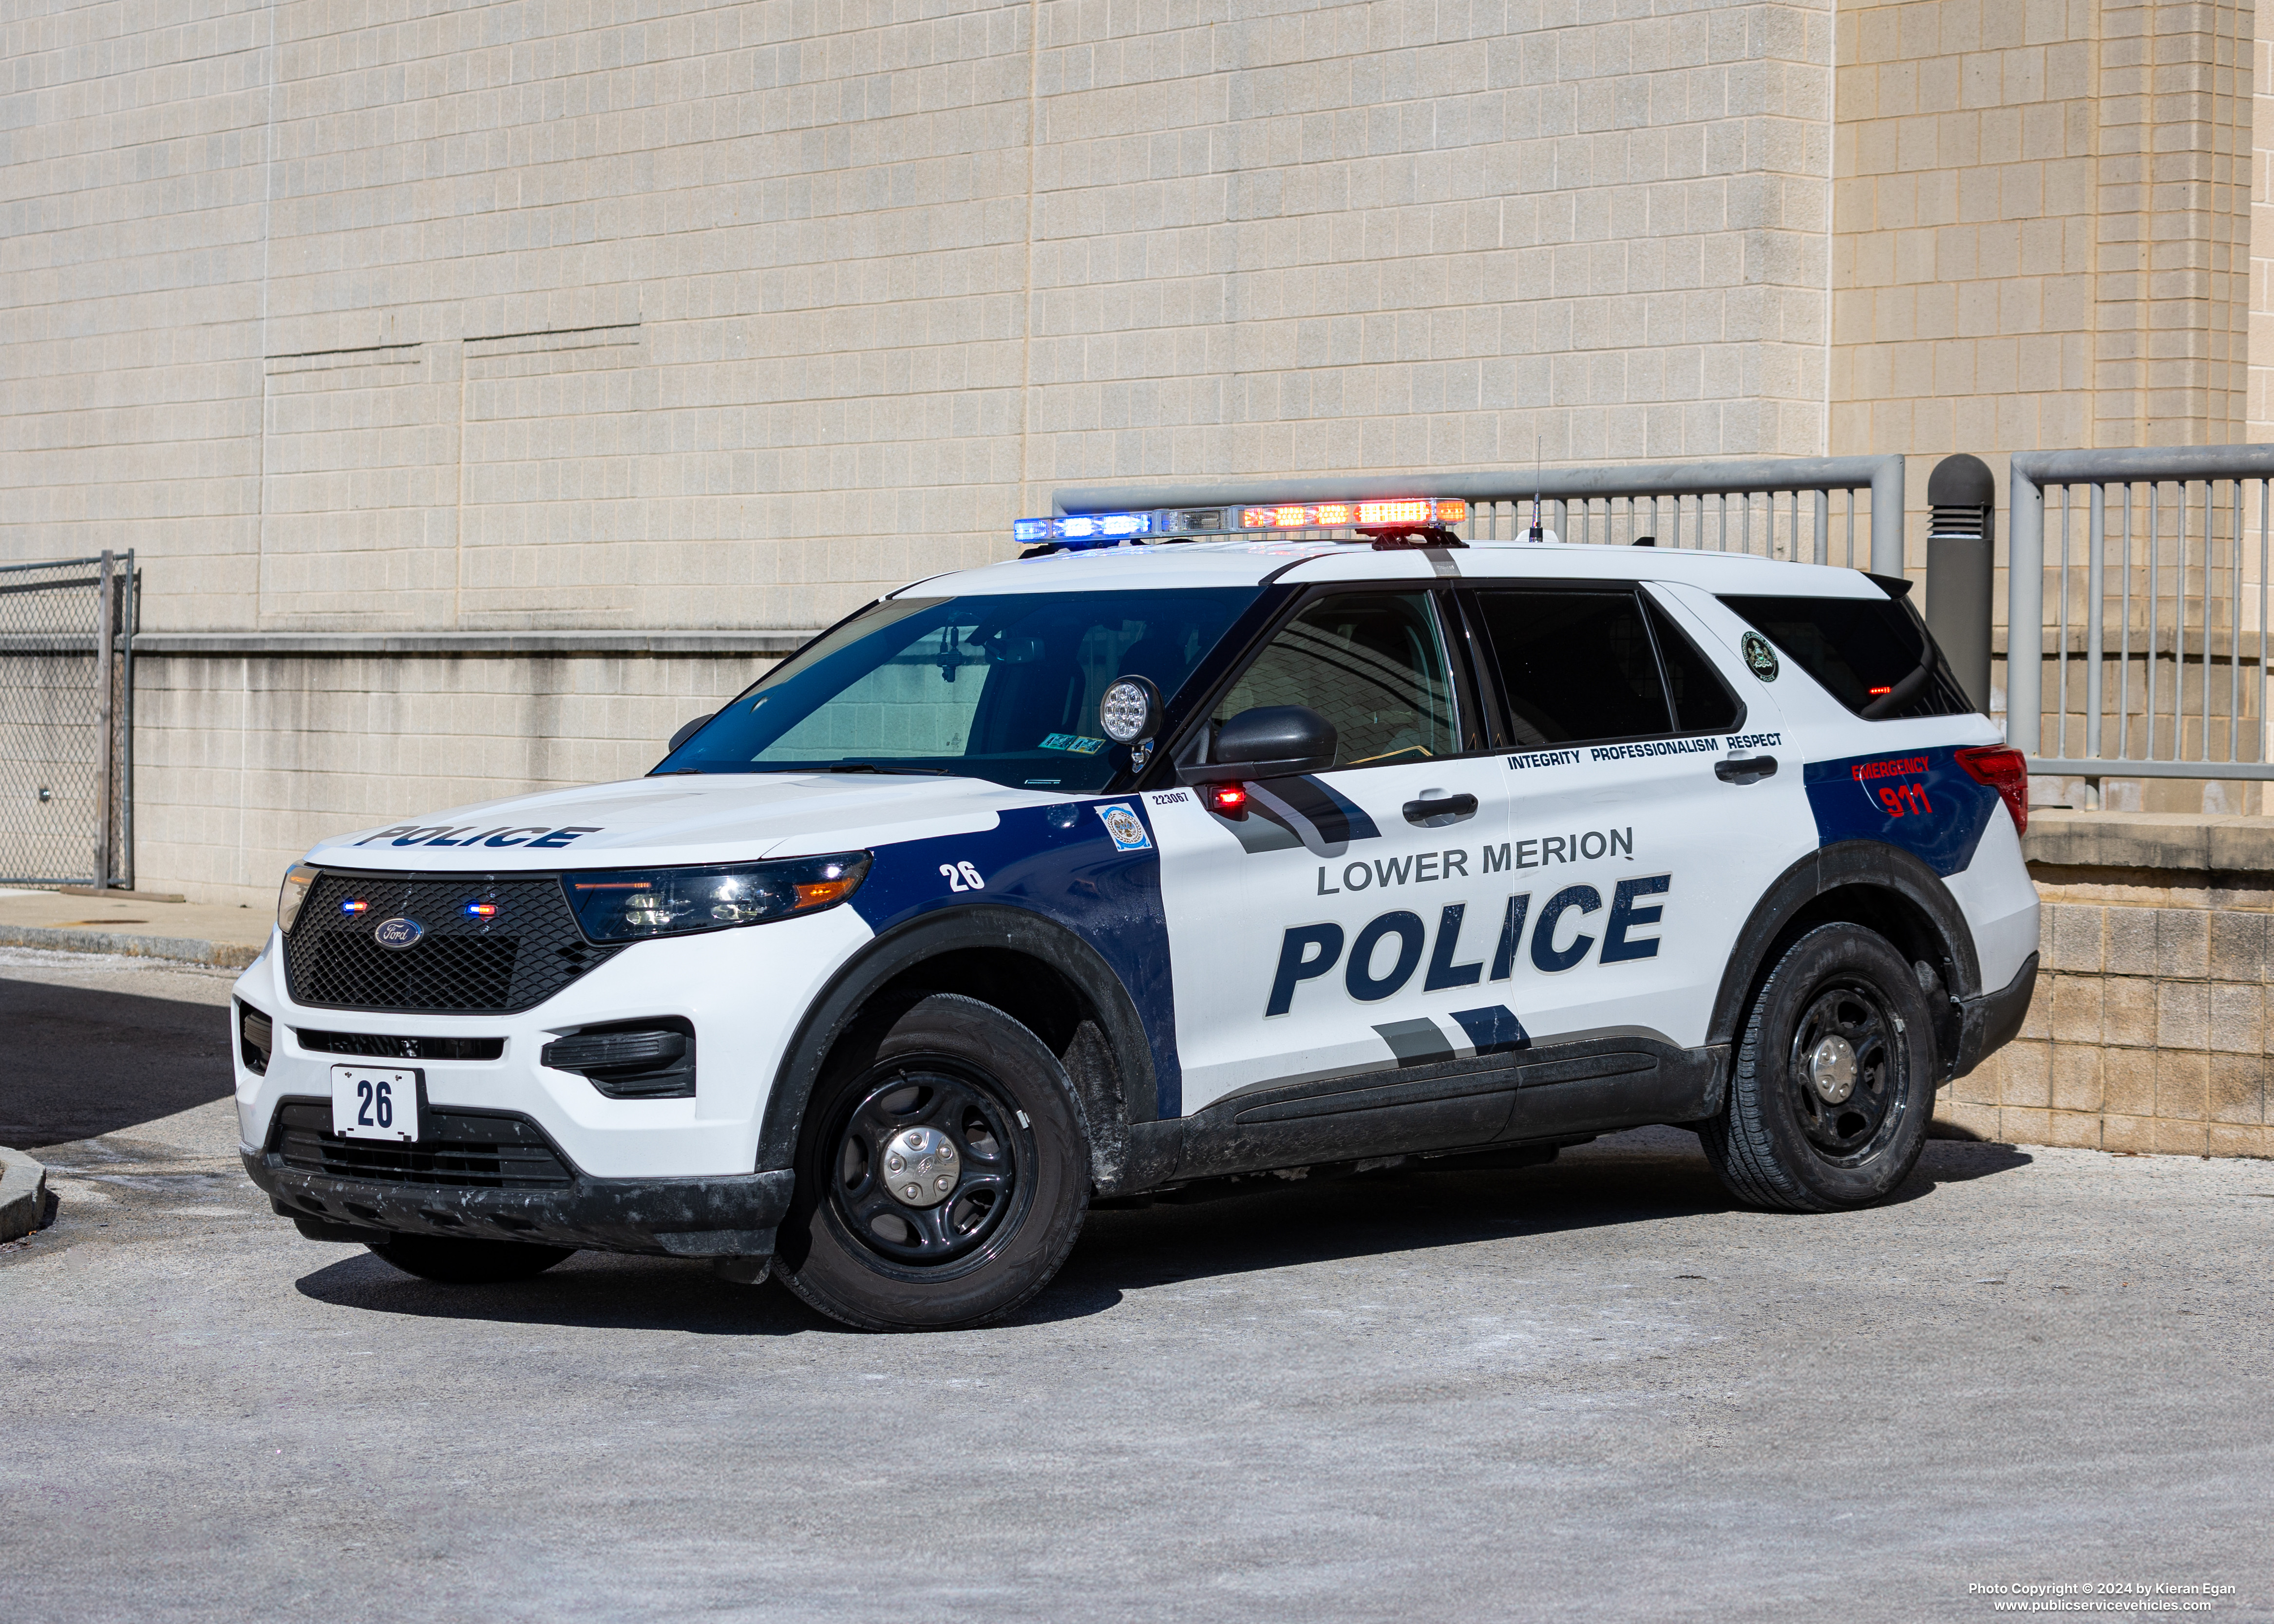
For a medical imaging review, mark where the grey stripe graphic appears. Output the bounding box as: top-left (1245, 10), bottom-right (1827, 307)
top-left (1373, 1018), bottom-right (1456, 1067)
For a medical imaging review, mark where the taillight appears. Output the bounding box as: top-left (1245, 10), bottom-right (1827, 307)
top-left (1955, 745), bottom-right (2029, 836)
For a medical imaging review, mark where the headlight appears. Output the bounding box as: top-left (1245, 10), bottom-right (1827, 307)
top-left (562, 852), bottom-right (872, 943)
top-left (277, 863), bottom-right (320, 934)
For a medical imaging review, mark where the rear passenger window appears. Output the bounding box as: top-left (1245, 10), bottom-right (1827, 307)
top-left (1720, 592), bottom-right (1974, 719)
top-left (1647, 600), bottom-right (1743, 734)
top-left (1471, 590), bottom-right (1673, 747)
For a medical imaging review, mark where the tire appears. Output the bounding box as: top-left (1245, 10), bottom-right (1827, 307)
top-left (775, 993), bottom-right (1090, 1332)
top-left (1701, 923), bottom-right (1938, 1213)
top-left (367, 1236), bottom-right (576, 1283)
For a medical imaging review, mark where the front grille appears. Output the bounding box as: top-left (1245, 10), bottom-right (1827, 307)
top-left (271, 1101), bottom-right (573, 1189)
top-left (297, 1029), bottom-right (507, 1061)
top-left (284, 870), bottom-right (622, 1014)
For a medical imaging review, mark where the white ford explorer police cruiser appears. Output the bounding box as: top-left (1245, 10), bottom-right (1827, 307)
top-left (231, 496), bottom-right (2039, 1331)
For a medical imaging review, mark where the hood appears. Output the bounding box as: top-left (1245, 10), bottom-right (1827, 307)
top-left (303, 773), bottom-right (1053, 872)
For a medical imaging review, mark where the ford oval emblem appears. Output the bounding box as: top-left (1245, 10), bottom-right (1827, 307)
top-left (372, 916), bottom-right (425, 950)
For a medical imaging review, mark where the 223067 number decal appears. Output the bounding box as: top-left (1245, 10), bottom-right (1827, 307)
top-left (940, 861), bottom-right (986, 892)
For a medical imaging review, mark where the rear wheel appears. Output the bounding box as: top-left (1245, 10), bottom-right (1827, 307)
top-left (367, 1235), bottom-right (575, 1283)
top-left (776, 994), bottom-right (1089, 1331)
top-left (1702, 923), bottom-right (1937, 1213)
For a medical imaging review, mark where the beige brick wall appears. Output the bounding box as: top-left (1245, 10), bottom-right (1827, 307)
top-left (2, 0), bottom-right (1842, 650)
top-left (1946, 880), bottom-right (2273, 1157)
top-left (9, 0), bottom-right (2274, 901)
top-left (1831, 0), bottom-right (2101, 474)
top-left (2250, 0), bottom-right (2274, 439)
top-left (2, 0), bottom-right (1853, 901)
top-left (1832, 0), bottom-right (2256, 585)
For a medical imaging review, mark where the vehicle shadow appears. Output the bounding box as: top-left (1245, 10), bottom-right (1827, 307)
top-left (291, 1129), bottom-right (2037, 1335)
top-left (296, 1249), bottom-right (839, 1336)
top-left (0, 977), bottom-right (234, 1149)
top-left (1030, 1129), bottom-right (2034, 1320)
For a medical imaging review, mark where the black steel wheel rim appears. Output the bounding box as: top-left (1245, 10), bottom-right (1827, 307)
top-left (823, 1057), bottom-right (1033, 1275)
top-left (1787, 979), bottom-right (1906, 1165)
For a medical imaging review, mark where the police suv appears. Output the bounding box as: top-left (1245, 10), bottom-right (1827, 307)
top-left (231, 496), bottom-right (2039, 1331)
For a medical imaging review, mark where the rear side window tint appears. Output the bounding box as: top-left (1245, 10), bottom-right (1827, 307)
top-left (1647, 599), bottom-right (1743, 734)
top-left (1466, 589), bottom-right (1677, 748)
top-left (1719, 591), bottom-right (1974, 719)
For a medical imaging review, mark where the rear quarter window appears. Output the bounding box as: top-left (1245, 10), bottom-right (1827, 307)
top-left (1719, 590), bottom-right (1975, 720)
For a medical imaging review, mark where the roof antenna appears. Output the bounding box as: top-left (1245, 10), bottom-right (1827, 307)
top-left (1526, 434), bottom-right (1544, 543)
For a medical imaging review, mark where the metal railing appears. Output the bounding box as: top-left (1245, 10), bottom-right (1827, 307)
top-left (0, 550), bottom-right (136, 887)
top-left (1054, 454), bottom-right (1907, 575)
top-left (2007, 445), bottom-right (2274, 784)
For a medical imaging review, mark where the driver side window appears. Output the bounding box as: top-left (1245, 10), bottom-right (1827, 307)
top-left (1211, 591), bottom-right (1458, 769)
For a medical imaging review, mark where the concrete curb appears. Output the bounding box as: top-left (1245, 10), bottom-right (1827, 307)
top-left (0, 923), bottom-right (261, 968)
top-left (1, 1146), bottom-right (51, 1243)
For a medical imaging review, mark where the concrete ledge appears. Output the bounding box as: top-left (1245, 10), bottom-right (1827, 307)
top-left (2023, 810), bottom-right (2274, 875)
top-left (0, 924), bottom-right (260, 968)
top-left (1, 1146), bottom-right (50, 1243)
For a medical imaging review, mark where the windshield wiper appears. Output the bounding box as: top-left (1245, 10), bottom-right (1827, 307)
top-left (820, 762), bottom-right (952, 776)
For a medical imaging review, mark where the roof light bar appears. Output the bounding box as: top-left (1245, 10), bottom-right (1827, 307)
top-left (1012, 498), bottom-right (1466, 548)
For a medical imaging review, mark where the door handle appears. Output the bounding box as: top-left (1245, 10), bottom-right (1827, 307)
top-left (1715, 755), bottom-right (1779, 785)
top-left (1403, 792), bottom-right (1478, 828)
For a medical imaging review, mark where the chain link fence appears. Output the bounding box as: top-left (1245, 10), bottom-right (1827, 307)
top-left (0, 552), bottom-right (135, 887)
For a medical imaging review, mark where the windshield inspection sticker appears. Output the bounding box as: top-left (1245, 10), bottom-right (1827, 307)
top-left (1097, 804), bottom-right (1153, 851)
top-left (1040, 733), bottom-right (1109, 755)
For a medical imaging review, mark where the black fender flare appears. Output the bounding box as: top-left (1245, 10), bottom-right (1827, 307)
top-left (755, 904), bottom-right (1159, 1188)
top-left (1706, 840), bottom-right (1983, 1061)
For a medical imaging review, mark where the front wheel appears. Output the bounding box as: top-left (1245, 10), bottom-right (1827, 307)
top-left (1702, 923), bottom-right (1937, 1213)
top-left (775, 993), bottom-right (1090, 1331)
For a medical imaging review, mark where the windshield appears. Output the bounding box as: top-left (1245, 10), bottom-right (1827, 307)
top-left (657, 588), bottom-right (1259, 790)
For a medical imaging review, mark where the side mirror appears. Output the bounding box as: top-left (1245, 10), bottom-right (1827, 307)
top-left (1178, 705), bottom-right (1338, 785)
top-left (667, 714), bottom-right (714, 753)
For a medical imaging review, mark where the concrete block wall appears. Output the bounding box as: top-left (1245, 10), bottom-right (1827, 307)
top-left (1942, 810), bottom-right (2274, 1158)
top-left (129, 651), bottom-right (770, 902)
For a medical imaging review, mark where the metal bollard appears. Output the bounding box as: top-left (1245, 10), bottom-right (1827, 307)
top-left (1925, 453), bottom-right (1995, 714)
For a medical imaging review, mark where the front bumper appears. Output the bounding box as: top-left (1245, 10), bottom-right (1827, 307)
top-left (244, 1115), bottom-right (796, 1256)
top-left (230, 902), bottom-right (875, 1181)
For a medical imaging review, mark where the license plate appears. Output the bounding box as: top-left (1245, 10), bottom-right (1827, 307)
top-left (330, 1066), bottom-right (420, 1142)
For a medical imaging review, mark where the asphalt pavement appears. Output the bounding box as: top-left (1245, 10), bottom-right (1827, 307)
top-left (3, 947), bottom-right (2271, 1622)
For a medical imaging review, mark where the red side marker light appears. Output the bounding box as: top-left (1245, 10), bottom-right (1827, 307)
top-left (1955, 745), bottom-right (2030, 836)
top-left (1209, 784), bottom-right (1249, 818)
